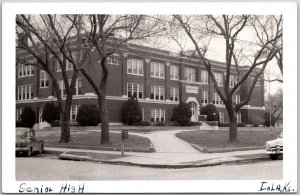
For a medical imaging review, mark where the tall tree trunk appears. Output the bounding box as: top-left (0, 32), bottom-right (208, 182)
top-left (60, 110), bottom-right (71, 143)
top-left (99, 95), bottom-right (109, 144)
top-left (227, 108), bottom-right (239, 143)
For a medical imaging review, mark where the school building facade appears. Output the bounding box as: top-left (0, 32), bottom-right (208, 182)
top-left (16, 42), bottom-right (266, 126)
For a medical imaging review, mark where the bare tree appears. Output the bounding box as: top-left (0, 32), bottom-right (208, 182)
top-left (265, 88), bottom-right (283, 125)
top-left (16, 14), bottom-right (88, 143)
top-left (74, 15), bottom-right (164, 144)
top-left (174, 15), bottom-right (282, 142)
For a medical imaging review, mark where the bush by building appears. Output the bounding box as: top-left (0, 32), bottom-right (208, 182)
top-left (16, 120), bottom-right (23, 127)
top-left (121, 96), bottom-right (142, 125)
top-left (42, 101), bottom-right (60, 124)
top-left (76, 104), bottom-right (101, 126)
top-left (171, 102), bottom-right (192, 126)
top-left (218, 122), bottom-right (245, 127)
top-left (200, 104), bottom-right (220, 121)
top-left (21, 107), bottom-right (36, 128)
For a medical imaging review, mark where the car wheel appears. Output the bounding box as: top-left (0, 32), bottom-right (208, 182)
top-left (269, 154), bottom-right (278, 160)
top-left (27, 148), bottom-right (32, 157)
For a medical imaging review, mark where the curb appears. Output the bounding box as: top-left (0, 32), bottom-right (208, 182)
top-left (58, 152), bottom-right (271, 169)
top-left (191, 143), bottom-right (265, 153)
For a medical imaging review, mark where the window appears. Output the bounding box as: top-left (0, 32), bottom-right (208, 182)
top-left (170, 65), bottom-right (179, 80)
top-left (201, 70), bottom-right (208, 84)
top-left (17, 84), bottom-right (34, 101)
top-left (18, 63), bottom-right (34, 78)
top-left (40, 70), bottom-right (49, 88)
top-left (127, 83), bottom-right (144, 99)
top-left (219, 112), bottom-right (224, 122)
top-left (127, 58), bottom-right (143, 75)
top-left (151, 108), bottom-right (165, 122)
top-left (107, 53), bottom-right (119, 65)
top-left (230, 75), bottom-right (238, 87)
top-left (70, 105), bottom-right (80, 122)
top-left (202, 91), bottom-right (208, 104)
top-left (213, 92), bottom-right (223, 105)
top-left (184, 67), bottom-right (196, 82)
top-left (58, 80), bottom-right (66, 97)
top-left (170, 87), bottom-right (179, 102)
top-left (16, 108), bottom-right (22, 121)
top-left (151, 62), bottom-right (165, 78)
top-left (214, 72), bottom-right (223, 86)
top-left (58, 78), bottom-right (82, 97)
top-left (234, 94), bottom-right (240, 105)
top-left (150, 85), bottom-right (165, 101)
top-left (74, 78), bottom-right (82, 96)
top-left (237, 112), bottom-right (241, 123)
top-left (66, 60), bottom-right (73, 70)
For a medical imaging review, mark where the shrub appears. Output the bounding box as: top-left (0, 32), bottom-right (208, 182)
top-left (139, 121), bottom-right (151, 126)
top-left (264, 112), bottom-right (276, 127)
top-left (200, 104), bottom-right (219, 121)
top-left (121, 96), bottom-right (142, 125)
top-left (155, 121), bottom-right (165, 126)
top-left (21, 107), bottom-right (36, 128)
top-left (42, 101), bottom-right (60, 123)
top-left (76, 104), bottom-right (101, 126)
top-left (51, 120), bottom-right (60, 127)
top-left (171, 102), bottom-right (192, 126)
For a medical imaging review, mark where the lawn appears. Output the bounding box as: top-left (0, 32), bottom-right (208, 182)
top-left (42, 131), bottom-right (153, 152)
top-left (176, 129), bottom-right (282, 152)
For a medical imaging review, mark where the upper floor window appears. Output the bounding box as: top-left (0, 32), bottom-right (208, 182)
top-left (201, 70), bottom-right (208, 84)
top-left (214, 72), bottom-right (223, 86)
top-left (150, 85), bottom-right (165, 101)
top-left (107, 53), bottom-right (119, 65)
top-left (170, 65), bottom-right (179, 80)
top-left (17, 84), bottom-right (34, 101)
top-left (234, 94), bottom-right (240, 105)
top-left (230, 75), bottom-right (238, 88)
top-left (40, 70), bottom-right (49, 88)
top-left (127, 58), bottom-right (143, 75)
top-left (58, 78), bottom-right (82, 97)
top-left (202, 91), bottom-right (208, 104)
top-left (184, 67), bottom-right (196, 82)
top-left (212, 92), bottom-right (223, 105)
top-left (18, 63), bottom-right (34, 78)
top-left (170, 87), bottom-right (179, 102)
top-left (151, 108), bottom-right (165, 122)
top-left (127, 83), bottom-right (144, 99)
top-left (151, 61), bottom-right (165, 78)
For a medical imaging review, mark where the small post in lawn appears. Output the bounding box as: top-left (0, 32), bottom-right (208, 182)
top-left (121, 130), bottom-right (128, 156)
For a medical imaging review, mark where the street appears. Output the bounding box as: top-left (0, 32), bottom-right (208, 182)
top-left (16, 154), bottom-right (282, 180)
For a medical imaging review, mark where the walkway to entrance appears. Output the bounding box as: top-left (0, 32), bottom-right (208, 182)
top-left (130, 130), bottom-right (200, 154)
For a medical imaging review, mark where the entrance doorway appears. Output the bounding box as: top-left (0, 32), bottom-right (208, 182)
top-left (189, 101), bottom-right (198, 122)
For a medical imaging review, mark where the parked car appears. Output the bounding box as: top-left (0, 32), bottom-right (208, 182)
top-left (16, 128), bottom-right (44, 157)
top-left (265, 132), bottom-right (283, 160)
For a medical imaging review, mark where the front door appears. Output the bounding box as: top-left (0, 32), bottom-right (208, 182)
top-left (189, 102), bottom-right (197, 122)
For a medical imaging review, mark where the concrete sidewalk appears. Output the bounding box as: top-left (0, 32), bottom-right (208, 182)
top-left (45, 130), bottom-right (271, 168)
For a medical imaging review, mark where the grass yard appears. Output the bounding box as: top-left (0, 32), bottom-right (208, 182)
top-left (42, 131), bottom-right (153, 152)
top-left (176, 129), bottom-right (282, 151)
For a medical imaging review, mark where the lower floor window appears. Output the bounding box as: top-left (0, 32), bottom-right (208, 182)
top-left (237, 112), bottom-right (241, 123)
top-left (151, 108), bottom-right (165, 122)
top-left (16, 108), bottom-right (22, 121)
top-left (219, 112), bottom-right (224, 122)
top-left (71, 105), bottom-right (80, 122)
